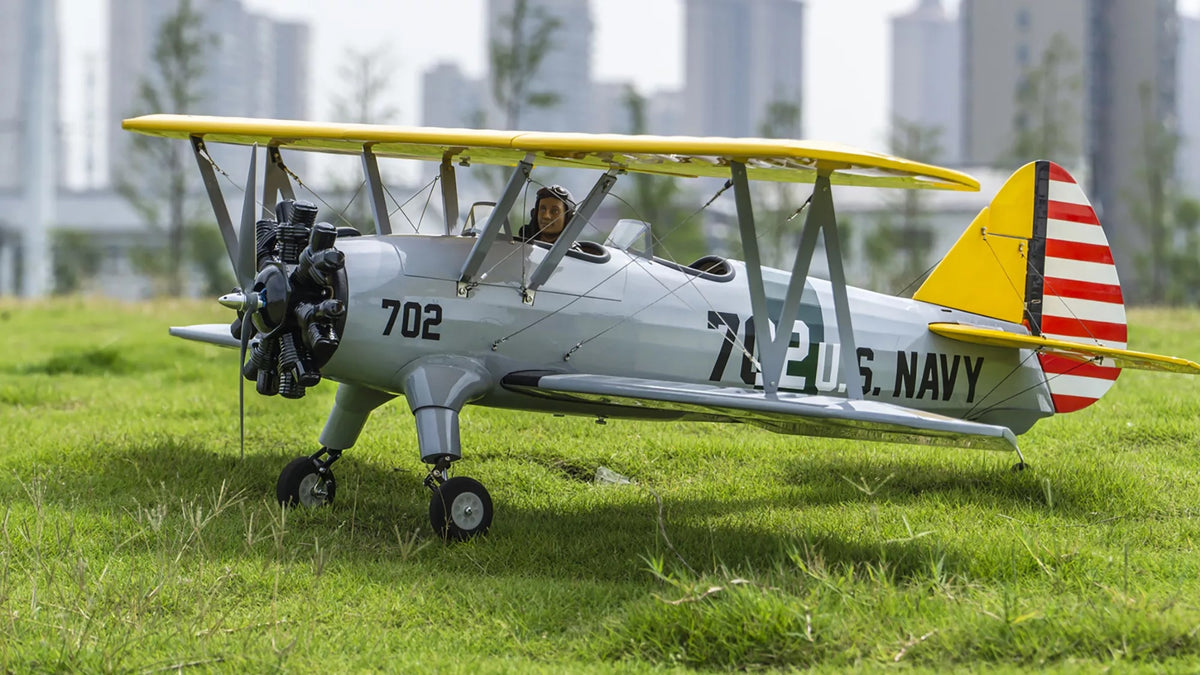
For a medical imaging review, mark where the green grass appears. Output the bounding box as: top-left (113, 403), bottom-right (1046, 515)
top-left (1, 298), bottom-right (1199, 671)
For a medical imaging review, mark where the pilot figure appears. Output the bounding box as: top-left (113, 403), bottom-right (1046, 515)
top-left (520, 185), bottom-right (575, 244)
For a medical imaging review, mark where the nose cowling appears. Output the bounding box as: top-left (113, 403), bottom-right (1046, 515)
top-left (230, 200), bottom-right (349, 399)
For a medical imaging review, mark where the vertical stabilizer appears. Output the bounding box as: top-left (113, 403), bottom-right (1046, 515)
top-left (915, 161), bottom-right (1126, 413)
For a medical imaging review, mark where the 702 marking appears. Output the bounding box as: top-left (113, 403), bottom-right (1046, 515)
top-left (381, 299), bottom-right (443, 340)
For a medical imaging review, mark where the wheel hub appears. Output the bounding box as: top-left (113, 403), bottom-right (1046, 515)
top-left (450, 492), bottom-right (485, 530)
top-left (298, 473), bottom-right (329, 507)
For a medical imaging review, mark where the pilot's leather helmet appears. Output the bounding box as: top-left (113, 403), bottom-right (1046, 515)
top-left (532, 184), bottom-right (575, 222)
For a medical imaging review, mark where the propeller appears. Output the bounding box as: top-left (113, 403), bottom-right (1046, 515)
top-left (212, 145), bottom-right (349, 462)
top-left (236, 146), bottom-right (258, 459)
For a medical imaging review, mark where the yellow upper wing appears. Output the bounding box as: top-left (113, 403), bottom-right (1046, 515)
top-left (122, 114), bottom-right (980, 191)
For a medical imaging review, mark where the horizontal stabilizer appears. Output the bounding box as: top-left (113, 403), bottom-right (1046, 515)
top-left (502, 371), bottom-right (1018, 452)
top-left (170, 324), bottom-right (239, 349)
top-left (929, 322), bottom-right (1200, 375)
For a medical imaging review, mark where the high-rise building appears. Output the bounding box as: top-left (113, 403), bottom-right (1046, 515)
top-left (961, 0), bottom-right (1178, 298)
top-left (483, 0), bottom-right (592, 131)
top-left (961, 0), bottom-right (1088, 168)
top-left (1180, 14), bottom-right (1200, 197)
top-left (107, 0), bottom-right (310, 184)
top-left (590, 82), bottom-right (633, 134)
top-left (890, 0), bottom-right (961, 164)
top-left (0, 0), bottom-right (59, 296)
top-left (683, 0), bottom-right (804, 138)
top-left (0, 0), bottom-right (26, 192)
top-left (421, 62), bottom-right (485, 129)
top-left (1087, 0), bottom-right (1178, 279)
top-left (0, 0), bottom-right (60, 192)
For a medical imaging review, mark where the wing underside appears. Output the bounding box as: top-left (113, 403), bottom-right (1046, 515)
top-left (122, 114), bottom-right (980, 191)
top-left (502, 372), bottom-right (1018, 452)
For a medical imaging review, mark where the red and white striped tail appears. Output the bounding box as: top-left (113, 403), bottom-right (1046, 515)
top-left (1028, 162), bottom-right (1126, 413)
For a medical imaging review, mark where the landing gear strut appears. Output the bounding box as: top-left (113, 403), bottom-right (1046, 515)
top-left (425, 456), bottom-right (492, 541)
top-left (277, 447), bottom-right (341, 507)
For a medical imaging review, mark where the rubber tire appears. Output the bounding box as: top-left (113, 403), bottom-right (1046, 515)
top-left (429, 476), bottom-right (493, 541)
top-left (276, 456), bottom-right (336, 507)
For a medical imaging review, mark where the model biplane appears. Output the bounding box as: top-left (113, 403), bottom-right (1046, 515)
top-left (123, 114), bottom-right (1200, 541)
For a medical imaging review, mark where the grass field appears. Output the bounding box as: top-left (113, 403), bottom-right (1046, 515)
top-left (2, 298), bottom-right (1199, 672)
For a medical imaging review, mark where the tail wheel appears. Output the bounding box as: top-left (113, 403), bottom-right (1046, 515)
top-left (429, 476), bottom-right (492, 541)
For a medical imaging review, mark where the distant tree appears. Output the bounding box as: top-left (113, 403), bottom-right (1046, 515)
top-left (51, 230), bottom-right (102, 295)
top-left (115, 0), bottom-right (218, 296)
top-left (1005, 32), bottom-right (1083, 168)
top-left (1163, 197), bottom-right (1200, 305)
top-left (474, 1), bottom-right (564, 215)
top-left (616, 86), bottom-right (705, 263)
top-left (327, 45), bottom-right (402, 232)
top-left (1127, 81), bottom-right (1200, 304)
top-left (864, 119), bottom-right (943, 293)
top-left (331, 45), bottom-right (401, 125)
top-left (489, 0), bottom-right (562, 129)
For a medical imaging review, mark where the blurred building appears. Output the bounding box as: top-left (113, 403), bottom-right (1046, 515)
top-left (961, 0), bottom-right (1089, 168)
top-left (890, 0), bottom-right (961, 164)
top-left (107, 0), bottom-right (310, 184)
top-left (0, 0), bottom-right (59, 296)
top-left (0, 0), bottom-right (57, 192)
top-left (589, 81), bottom-right (632, 133)
top-left (1087, 0), bottom-right (1178, 282)
top-left (1181, 14), bottom-right (1200, 198)
top-left (961, 0), bottom-right (1178, 298)
top-left (0, 0), bottom-right (317, 298)
top-left (424, 0), bottom-right (593, 132)
top-left (483, 0), bottom-right (593, 131)
top-left (683, 0), bottom-right (804, 138)
top-left (421, 62), bottom-right (485, 128)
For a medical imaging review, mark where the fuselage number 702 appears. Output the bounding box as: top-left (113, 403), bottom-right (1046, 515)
top-left (381, 298), bottom-right (442, 340)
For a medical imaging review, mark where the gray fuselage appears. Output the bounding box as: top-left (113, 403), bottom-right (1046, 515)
top-left (322, 234), bottom-right (1054, 434)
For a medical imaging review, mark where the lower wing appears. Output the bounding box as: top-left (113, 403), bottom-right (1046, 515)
top-left (502, 372), bottom-right (1018, 452)
top-left (170, 324), bottom-right (239, 349)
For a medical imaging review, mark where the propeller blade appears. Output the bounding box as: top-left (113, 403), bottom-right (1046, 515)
top-left (238, 312), bottom-right (251, 460)
top-left (237, 145), bottom-right (259, 289)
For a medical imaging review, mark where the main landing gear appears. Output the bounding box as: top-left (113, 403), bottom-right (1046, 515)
top-left (275, 361), bottom-right (496, 542)
top-left (273, 450), bottom-right (494, 541)
top-left (424, 456), bottom-right (493, 541)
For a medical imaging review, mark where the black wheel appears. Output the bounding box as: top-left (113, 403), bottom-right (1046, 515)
top-left (429, 476), bottom-right (493, 541)
top-left (1011, 461), bottom-right (1028, 473)
top-left (277, 456), bottom-right (336, 507)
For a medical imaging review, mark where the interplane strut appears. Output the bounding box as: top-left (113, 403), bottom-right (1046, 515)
top-left (729, 161), bottom-right (862, 399)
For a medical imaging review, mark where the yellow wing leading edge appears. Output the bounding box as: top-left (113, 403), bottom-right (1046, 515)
top-left (122, 114), bottom-right (980, 191)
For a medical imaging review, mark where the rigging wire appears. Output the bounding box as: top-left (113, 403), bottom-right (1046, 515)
top-left (965, 348), bottom-right (1104, 421)
top-left (384, 174), bottom-right (440, 233)
top-left (490, 178), bottom-right (735, 353)
top-left (961, 347), bottom-right (1041, 420)
top-left (200, 146), bottom-right (442, 237)
top-left (562, 188), bottom-right (811, 366)
top-left (460, 181), bottom-right (537, 295)
top-left (895, 259), bottom-right (939, 297)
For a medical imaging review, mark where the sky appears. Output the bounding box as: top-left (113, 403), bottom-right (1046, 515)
top-left (58, 0), bottom-right (1200, 186)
